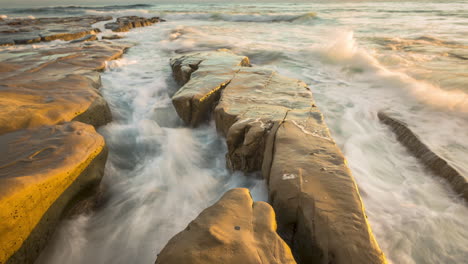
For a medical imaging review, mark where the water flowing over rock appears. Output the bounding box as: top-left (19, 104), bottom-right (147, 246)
top-left (104, 16), bottom-right (162, 32)
top-left (169, 51), bottom-right (387, 264)
top-left (155, 188), bottom-right (296, 264)
top-left (0, 16), bottom-right (111, 46)
top-left (378, 112), bottom-right (468, 202)
top-left (0, 122), bottom-right (107, 264)
top-left (0, 41), bottom-right (129, 135)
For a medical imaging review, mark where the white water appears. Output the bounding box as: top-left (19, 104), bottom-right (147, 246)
top-left (16, 2), bottom-right (468, 263)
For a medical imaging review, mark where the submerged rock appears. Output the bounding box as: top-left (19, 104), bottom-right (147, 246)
top-left (0, 122), bottom-right (108, 264)
top-left (102, 34), bottom-right (124, 40)
top-left (170, 51), bottom-right (387, 264)
top-left (155, 188), bottom-right (296, 264)
top-left (0, 42), bottom-right (129, 135)
top-left (104, 16), bottom-right (162, 32)
top-left (0, 16), bottom-right (111, 46)
top-left (378, 111), bottom-right (468, 202)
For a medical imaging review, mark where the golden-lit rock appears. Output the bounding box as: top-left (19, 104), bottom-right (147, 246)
top-left (0, 122), bottom-right (107, 264)
top-left (0, 16), bottom-right (111, 46)
top-left (155, 188), bottom-right (296, 264)
top-left (0, 41), bottom-right (129, 135)
top-left (170, 51), bottom-right (387, 264)
top-left (170, 50), bottom-right (250, 126)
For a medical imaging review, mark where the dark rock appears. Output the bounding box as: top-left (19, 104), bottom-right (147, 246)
top-left (378, 111), bottom-right (468, 202)
top-left (104, 16), bottom-right (161, 32)
top-left (102, 34), bottom-right (124, 40)
top-left (69, 34), bottom-right (97, 43)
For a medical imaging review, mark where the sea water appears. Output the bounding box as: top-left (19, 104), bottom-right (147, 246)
top-left (1, 2), bottom-right (467, 263)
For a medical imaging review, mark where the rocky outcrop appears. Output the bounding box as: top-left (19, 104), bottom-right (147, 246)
top-left (378, 112), bottom-right (468, 202)
top-left (0, 41), bottom-right (129, 135)
top-left (0, 122), bottom-right (107, 264)
top-left (155, 188), bottom-right (296, 264)
top-left (0, 16), bottom-right (111, 46)
top-left (170, 51), bottom-right (387, 264)
top-left (104, 16), bottom-right (162, 32)
top-left (170, 50), bottom-right (250, 126)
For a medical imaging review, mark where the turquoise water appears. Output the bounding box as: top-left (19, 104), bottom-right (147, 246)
top-left (2, 2), bottom-right (467, 264)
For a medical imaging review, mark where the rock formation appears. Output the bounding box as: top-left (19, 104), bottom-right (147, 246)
top-left (155, 188), bottom-right (296, 264)
top-left (378, 111), bottom-right (468, 202)
top-left (104, 16), bottom-right (162, 32)
top-left (168, 51), bottom-right (387, 264)
top-left (0, 16), bottom-right (111, 46)
top-left (0, 122), bottom-right (107, 264)
top-left (0, 41), bottom-right (129, 135)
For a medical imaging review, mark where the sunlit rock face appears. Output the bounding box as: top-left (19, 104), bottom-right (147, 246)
top-left (0, 16), bottom-right (112, 46)
top-left (170, 50), bottom-right (250, 126)
top-left (378, 112), bottom-right (468, 202)
top-left (155, 188), bottom-right (296, 264)
top-left (104, 16), bottom-right (162, 32)
top-left (0, 41), bottom-right (129, 135)
top-left (0, 122), bottom-right (107, 264)
top-left (170, 50), bottom-right (387, 264)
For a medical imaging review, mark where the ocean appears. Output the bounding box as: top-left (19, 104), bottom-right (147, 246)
top-left (1, 2), bottom-right (467, 263)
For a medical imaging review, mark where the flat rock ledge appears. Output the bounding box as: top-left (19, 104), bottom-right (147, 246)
top-left (0, 16), bottom-right (111, 46)
top-left (155, 188), bottom-right (296, 264)
top-left (0, 41), bottom-right (130, 135)
top-left (104, 16), bottom-right (163, 32)
top-left (0, 122), bottom-right (107, 264)
top-left (168, 51), bottom-right (387, 264)
top-left (378, 112), bottom-right (468, 202)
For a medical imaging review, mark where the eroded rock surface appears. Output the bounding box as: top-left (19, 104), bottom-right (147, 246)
top-left (379, 112), bottom-right (468, 202)
top-left (0, 122), bottom-right (107, 264)
top-left (170, 50), bottom-right (250, 126)
top-left (0, 41), bottom-right (129, 135)
top-left (104, 16), bottom-right (162, 32)
top-left (155, 188), bottom-right (296, 264)
top-left (0, 16), bottom-right (111, 46)
top-left (170, 51), bottom-right (387, 264)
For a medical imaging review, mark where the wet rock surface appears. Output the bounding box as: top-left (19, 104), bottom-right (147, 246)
top-left (155, 188), bottom-right (296, 264)
top-left (0, 122), bottom-right (107, 264)
top-left (170, 50), bottom-right (250, 126)
top-left (0, 41), bottom-right (129, 135)
top-left (378, 112), bottom-right (468, 202)
top-left (104, 16), bottom-right (162, 32)
top-left (0, 16), bottom-right (111, 46)
top-left (170, 51), bottom-right (387, 264)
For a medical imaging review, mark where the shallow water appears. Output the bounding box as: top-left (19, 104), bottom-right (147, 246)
top-left (2, 2), bottom-right (466, 264)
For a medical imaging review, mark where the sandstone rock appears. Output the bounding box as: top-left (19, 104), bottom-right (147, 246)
top-left (170, 51), bottom-right (387, 264)
top-left (0, 122), bottom-right (107, 264)
top-left (102, 34), bottom-right (124, 40)
top-left (0, 42), bottom-right (130, 135)
top-left (378, 111), bottom-right (468, 202)
top-left (104, 16), bottom-right (161, 32)
top-left (0, 16), bottom-right (111, 46)
top-left (170, 50), bottom-right (250, 126)
top-left (155, 188), bottom-right (296, 264)
top-left (69, 34), bottom-right (97, 43)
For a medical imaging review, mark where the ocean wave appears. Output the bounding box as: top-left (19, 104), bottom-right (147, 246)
top-left (2, 4), bottom-right (153, 15)
top-left (163, 12), bottom-right (318, 23)
top-left (313, 31), bottom-right (468, 113)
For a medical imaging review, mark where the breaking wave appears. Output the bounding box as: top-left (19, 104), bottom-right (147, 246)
top-left (162, 12), bottom-right (318, 23)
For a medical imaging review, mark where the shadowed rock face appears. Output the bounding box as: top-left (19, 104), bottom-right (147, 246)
top-left (378, 112), bottom-right (468, 202)
top-left (170, 51), bottom-right (386, 264)
top-left (0, 16), bottom-right (112, 46)
top-left (170, 50), bottom-right (251, 126)
top-left (155, 188), bottom-right (296, 264)
top-left (0, 122), bottom-right (107, 264)
top-left (104, 16), bottom-right (162, 32)
top-left (0, 41), bottom-right (130, 135)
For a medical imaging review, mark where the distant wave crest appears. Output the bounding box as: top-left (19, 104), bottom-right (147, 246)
top-left (3, 4), bottom-right (153, 14)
